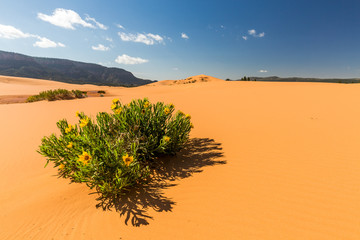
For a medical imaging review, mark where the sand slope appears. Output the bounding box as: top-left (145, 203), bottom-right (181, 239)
top-left (1, 76), bottom-right (360, 239)
top-left (151, 74), bottom-right (224, 86)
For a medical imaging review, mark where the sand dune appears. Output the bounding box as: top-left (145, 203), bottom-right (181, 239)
top-left (0, 75), bottom-right (115, 96)
top-left (1, 75), bottom-right (360, 239)
top-left (0, 75), bottom-right (117, 104)
top-left (151, 74), bottom-right (224, 86)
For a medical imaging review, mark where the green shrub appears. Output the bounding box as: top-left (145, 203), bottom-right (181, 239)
top-left (26, 95), bottom-right (43, 102)
top-left (38, 98), bottom-right (193, 198)
top-left (72, 90), bottom-right (87, 98)
top-left (98, 90), bottom-right (106, 94)
top-left (26, 89), bottom-right (87, 103)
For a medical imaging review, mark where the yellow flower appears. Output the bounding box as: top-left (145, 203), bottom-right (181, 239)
top-left (111, 103), bottom-right (117, 110)
top-left (115, 107), bottom-right (122, 114)
top-left (163, 136), bottom-right (170, 142)
top-left (127, 103), bottom-right (131, 107)
top-left (80, 117), bottom-right (89, 128)
top-left (59, 164), bottom-right (65, 170)
top-left (178, 110), bottom-right (184, 116)
top-left (164, 107), bottom-right (170, 115)
top-left (65, 124), bottom-right (73, 133)
top-left (112, 98), bottom-right (119, 104)
top-left (185, 114), bottom-right (191, 119)
top-left (76, 111), bottom-right (80, 117)
top-left (169, 103), bottom-right (175, 108)
top-left (144, 101), bottom-right (150, 108)
top-left (78, 151), bottom-right (92, 165)
top-left (190, 123), bottom-right (194, 128)
top-left (122, 154), bottom-right (134, 166)
top-left (67, 142), bottom-right (73, 148)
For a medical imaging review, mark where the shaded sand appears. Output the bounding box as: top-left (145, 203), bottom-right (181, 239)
top-left (1, 75), bottom-right (360, 239)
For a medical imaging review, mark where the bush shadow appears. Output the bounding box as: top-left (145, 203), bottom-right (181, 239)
top-left (95, 137), bottom-right (226, 227)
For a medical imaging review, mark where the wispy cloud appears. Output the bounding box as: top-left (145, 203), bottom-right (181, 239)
top-left (92, 44), bottom-right (109, 51)
top-left (0, 24), bottom-right (64, 48)
top-left (38, 8), bottom-right (96, 30)
top-left (116, 24), bottom-right (125, 30)
top-left (33, 37), bottom-right (65, 48)
top-left (85, 14), bottom-right (107, 30)
top-left (248, 29), bottom-right (265, 38)
top-left (242, 36), bottom-right (248, 40)
top-left (115, 54), bottom-right (148, 64)
top-left (118, 32), bottom-right (164, 45)
top-left (105, 37), bottom-right (113, 42)
top-left (181, 33), bottom-right (189, 39)
top-left (0, 24), bottom-right (32, 39)
top-left (259, 69), bottom-right (268, 73)
top-left (248, 29), bottom-right (256, 36)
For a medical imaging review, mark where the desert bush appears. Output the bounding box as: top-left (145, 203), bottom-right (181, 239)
top-left (98, 90), bottom-right (106, 94)
top-left (26, 89), bottom-right (87, 102)
top-left (72, 90), bottom-right (87, 98)
top-left (38, 98), bottom-right (193, 198)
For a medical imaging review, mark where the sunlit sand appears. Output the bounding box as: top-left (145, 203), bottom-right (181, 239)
top-left (1, 75), bottom-right (360, 239)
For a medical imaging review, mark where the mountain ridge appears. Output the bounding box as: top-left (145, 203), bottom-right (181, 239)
top-left (0, 50), bottom-right (155, 86)
top-left (234, 76), bottom-right (360, 83)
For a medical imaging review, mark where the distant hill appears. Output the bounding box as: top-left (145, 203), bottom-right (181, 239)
top-left (234, 76), bottom-right (360, 83)
top-left (0, 50), bottom-right (155, 86)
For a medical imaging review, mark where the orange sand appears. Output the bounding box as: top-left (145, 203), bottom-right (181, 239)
top-left (1, 75), bottom-right (360, 239)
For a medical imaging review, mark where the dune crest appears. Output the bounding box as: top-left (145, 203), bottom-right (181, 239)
top-left (151, 74), bottom-right (224, 86)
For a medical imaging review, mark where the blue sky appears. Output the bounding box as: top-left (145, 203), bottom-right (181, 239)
top-left (0, 0), bottom-right (359, 80)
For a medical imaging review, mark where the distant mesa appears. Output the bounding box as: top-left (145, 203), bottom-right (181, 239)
top-left (233, 76), bottom-right (360, 84)
top-left (0, 50), bottom-right (155, 86)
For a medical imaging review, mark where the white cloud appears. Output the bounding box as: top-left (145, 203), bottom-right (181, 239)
top-left (248, 29), bottom-right (265, 38)
top-left (116, 24), bottom-right (125, 30)
top-left (105, 37), bottom-right (113, 42)
top-left (0, 24), bottom-right (64, 48)
top-left (92, 44), bottom-right (109, 51)
top-left (37, 8), bottom-right (95, 30)
top-left (118, 32), bottom-right (164, 45)
top-left (181, 33), bottom-right (189, 39)
top-left (85, 14), bottom-right (107, 30)
top-left (33, 37), bottom-right (65, 48)
top-left (248, 29), bottom-right (256, 36)
top-left (115, 54), bottom-right (148, 65)
top-left (147, 33), bottom-right (163, 42)
top-left (259, 69), bottom-right (268, 73)
top-left (0, 24), bottom-right (32, 39)
top-left (242, 36), bottom-right (248, 40)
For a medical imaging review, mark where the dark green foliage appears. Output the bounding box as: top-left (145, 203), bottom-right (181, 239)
top-left (26, 89), bottom-right (87, 102)
top-left (38, 98), bottom-right (193, 198)
top-left (240, 76), bottom-right (251, 81)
